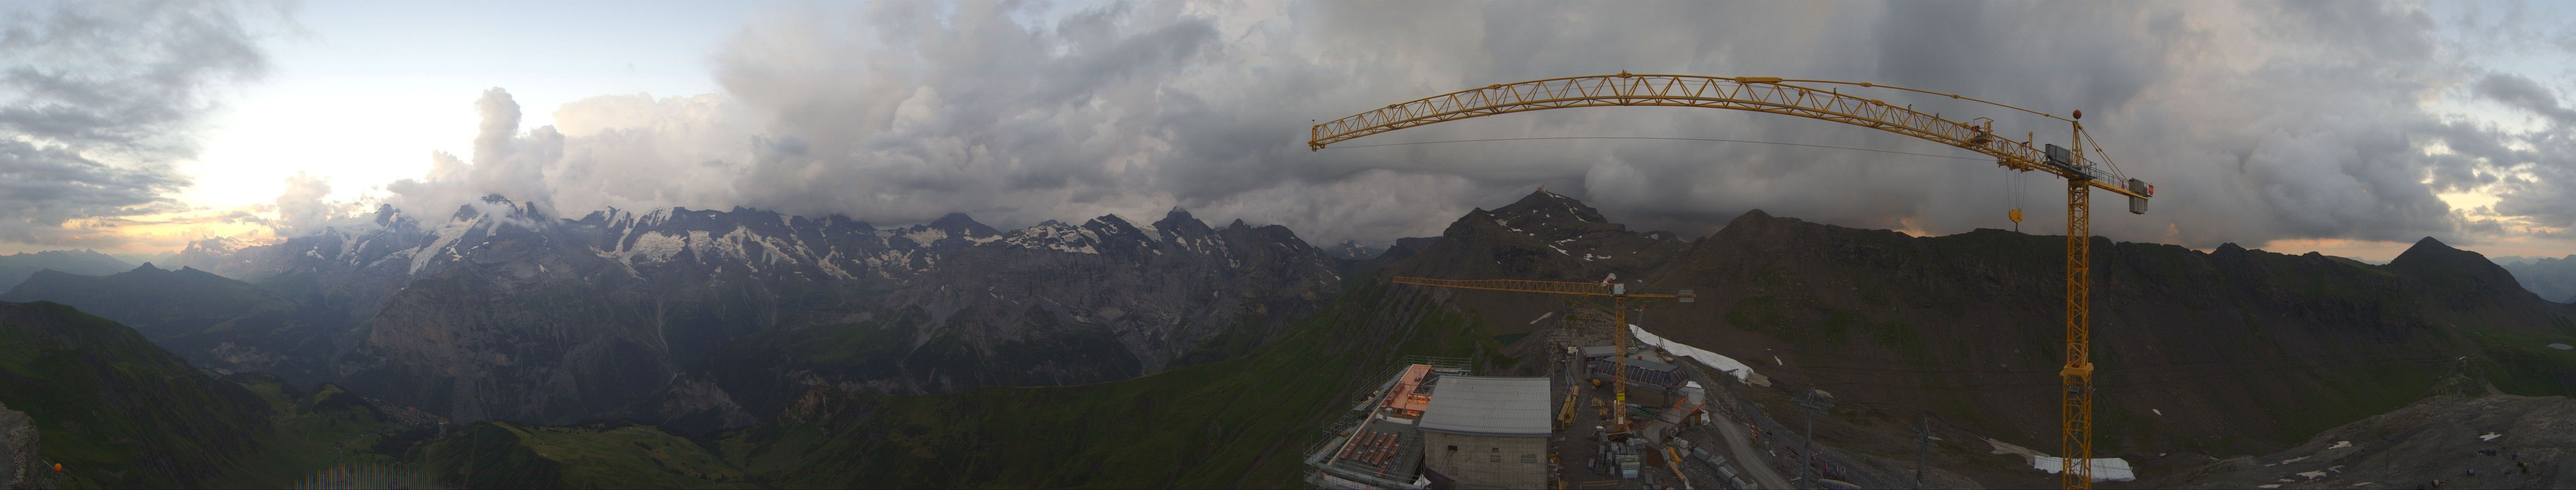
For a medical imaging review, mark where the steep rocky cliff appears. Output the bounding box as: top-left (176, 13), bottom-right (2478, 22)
top-left (0, 402), bottom-right (37, 490)
top-left (140, 196), bottom-right (1342, 426)
top-left (663, 208), bottom-right (1343, 429)
top-left (329, 196), bottom-right (976, 423)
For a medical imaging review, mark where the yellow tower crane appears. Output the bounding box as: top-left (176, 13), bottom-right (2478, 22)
top-left (1311, 73), bottom-right (2153, 489)
top-left (1388, 276), bottom-right (1690, 433)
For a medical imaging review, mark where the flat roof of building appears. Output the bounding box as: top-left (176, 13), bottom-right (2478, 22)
top-left (1383, 364), bottom-right (1436, 415)
top-left (1418, 376), bottom-right (1552, 437)
top-left (1599, 356), bottom-right (1680, 372)
top-left (1323, 422), bottom-right (1424, 484)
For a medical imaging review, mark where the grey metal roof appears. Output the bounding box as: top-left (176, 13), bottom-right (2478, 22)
top-left (1579, 346), bottom-right (1618, 358)
top-left (1418, 376), bottom-right (1552, 437)
top-left (1602, 356), bottom-right (1679, 372)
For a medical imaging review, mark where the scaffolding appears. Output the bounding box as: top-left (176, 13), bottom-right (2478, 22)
top-left (1305, 357), bottom-right (1473, 490)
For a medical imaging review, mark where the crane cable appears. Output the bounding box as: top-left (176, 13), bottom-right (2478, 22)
top-left (2008, 167), bottom-right (2025, 232)
top-left (1316, 136), bottom-right (1989, 161)
top-left (1323, 134), bottom-right (2047, 232)
top-left (1326, 134), bottom-right (2047, 233)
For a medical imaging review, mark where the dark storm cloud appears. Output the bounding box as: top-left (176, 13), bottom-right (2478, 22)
top-left (2473, 73), bottom-right (2576, 127)
top-left (0, 2), bottom-right (277, 245)
top-left (2474, 82), bottom-right (2576, 229)
top-left (0, 140), bottom-right (182, 244)
top-left (699, 1), bottom-right (1225, 223)
top-left (380, 1), bottom-right (2569, 251)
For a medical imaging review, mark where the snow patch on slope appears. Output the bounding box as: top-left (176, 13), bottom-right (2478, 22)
top-left (1987, 438), bottom-right (2136, 482)
top-left (1629, 324), bottom-right (1763, 386)
top-left (626, 231), bottom-right (688, 263)
top-left (409, 217), bottom-right (481, 274)
top-left (1002, 222), bottom-right (1101, 254)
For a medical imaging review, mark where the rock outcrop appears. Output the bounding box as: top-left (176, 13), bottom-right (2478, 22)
top-left (0, 401), bottom-right (37, 490)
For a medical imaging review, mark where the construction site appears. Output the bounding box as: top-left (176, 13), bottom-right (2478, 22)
top-left (1286, 69), bottom-right (2576, 490)
top-left (1304, 299), bottom-right (1945, 490)
top-left (1301, 74), bottom-right (2152, 490)
top-left (20, 5), bottom-right (2576, 490)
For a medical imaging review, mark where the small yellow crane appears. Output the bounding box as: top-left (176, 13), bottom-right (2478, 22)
top-left (1389, 276), bottom-right (1691, 433)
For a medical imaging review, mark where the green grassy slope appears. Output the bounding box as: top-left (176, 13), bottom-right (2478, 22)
top-left (0, 266), bottom-right (294, 339)
top-left (717, 281), bottom-right (1509, 488)
top-left (201, 377), bottom-right (430, 488)
top-left (364, 280), bottom-right (1509, 489)
top-left (0, 265), bottom-right (353, 386)
top-left (1640, 213), bottom-right (2576, 462)
top-left (0, 300), bottom-right (442, 489)
top-left (0, 301), bottom-right (278, 488)
top-left (697, 304), bottom-right (1148, 423)
top-left (413, 421), bottom-right (754, 489)
top-left (6, 279), bottom-right (1517, 490)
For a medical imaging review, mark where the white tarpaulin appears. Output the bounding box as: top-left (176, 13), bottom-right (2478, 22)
top-left (1630, 324), bottom-right (1763, 386)
top-left (2030, 456), bottom-right (2137, 482)
top-left (1990, 438), bottom-right (2138, 482)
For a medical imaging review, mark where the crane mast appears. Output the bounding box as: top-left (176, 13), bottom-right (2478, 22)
top-left (1313, 73), bottom-right (2152, 489)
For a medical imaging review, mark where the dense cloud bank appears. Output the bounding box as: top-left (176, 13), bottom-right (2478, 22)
top-left (88, 1), bottom-right (2576, 253)
top-left (0, 2), bottom-right (278, 246)
top-left (350, 1), bottom-right (2563, 249)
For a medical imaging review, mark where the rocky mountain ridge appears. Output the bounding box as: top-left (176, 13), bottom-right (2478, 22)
top-left (658, 207), bottom-right (1345, 430)
top-left (5, 188), bottom-right (2573, 489)
top-left (82, 196), bottom-right (1340, 425)
top-left (0, 264), bottom-right (344, 385)
top-left (2497, 254), bottom-right (2576, 303)
top-left (0, 249), bottom-right (130, 291)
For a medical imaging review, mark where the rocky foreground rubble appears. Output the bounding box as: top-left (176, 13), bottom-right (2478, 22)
top-left (2160, 394), bottom-right (2573, 489)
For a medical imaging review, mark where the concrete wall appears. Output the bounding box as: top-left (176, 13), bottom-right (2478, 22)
top-left (1420, 432), bottom-right (1547, 490)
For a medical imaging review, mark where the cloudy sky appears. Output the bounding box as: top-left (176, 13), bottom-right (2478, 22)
top-left (7, 0), bottom-right (2576, 263)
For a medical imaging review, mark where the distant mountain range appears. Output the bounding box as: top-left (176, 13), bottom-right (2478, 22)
top-left (2495, 255), bottom-right (2576, 303)
top-left (0, 249), bottom-right (129, 290)
top-left (2, 189), bottom-right (2571, 488)
top-left (1322, 239), bottom-right (1379, 260)
top-left (0, 301), bottom-right (418, 489)
top-left (7, 194), bottom-right (1344, 427)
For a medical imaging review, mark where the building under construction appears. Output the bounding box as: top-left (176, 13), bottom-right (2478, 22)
top-left (1590, 350), bottom-right (1686, 392)
top-left (1306, 341), bottom-right (1746, 490)
top-left (1306, 357), bottom-right (1558, 490)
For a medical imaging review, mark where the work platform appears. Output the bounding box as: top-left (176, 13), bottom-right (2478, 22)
top-left (1305, 357), bottom-right (1466, 490)
top-left (1307, 334), bottom-right (1767, 490)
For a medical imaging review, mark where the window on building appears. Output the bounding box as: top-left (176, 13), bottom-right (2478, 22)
top-left (1521, 454), bottom-right (1537, 463)
top-left (1488, 454), bottom-right (1501, 463)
